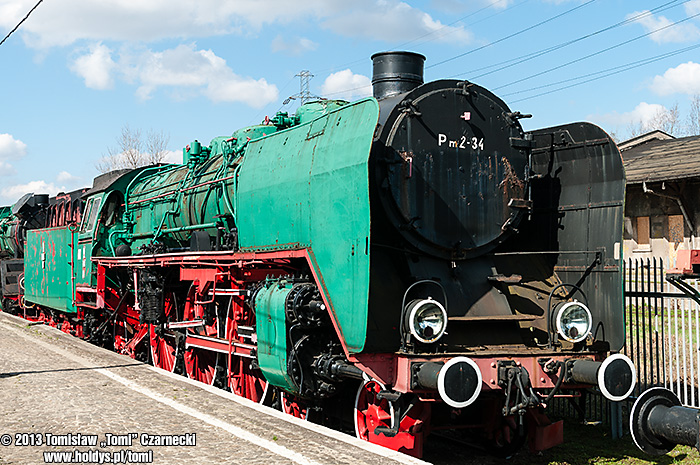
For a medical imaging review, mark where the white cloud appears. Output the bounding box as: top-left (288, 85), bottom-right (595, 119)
top-left (1, 1), bottom-right (473, 106)
top-left (271, 35), bottom-right (318, 56)
top-left (0, 0), bottom-right (333, 49)
top-left (686, 0), bottom-right (700, 16)
top-left (70, 43), bottom-right (116, 90)
top-left (67, 43), bottom-right (278, 107)
top-left (321, 70), bottom-right (372, 101)
top-left (430, 0), bottom-right (514, 12)
top-left (0, 134), bottom-right (27, 175)
top-left (627, 10), bottom-right (700, 43)
top-left (162, 150), bottom-right (182, 164)
top-left (651, 62), bottom-right (700, 96)
top-left (590, 102), bottom-right (668, 128)
top-left (1, 0), bottom-right (476, 50)
top-left (0, 161), bottom-right (15, 176)
top-left (56, 171), bottom-right (81, 183)
top-left (0, 134), bottom-right (27, 160)
top-left (0, 180), bottom-right (65, 203)
top-left (322, 1), bottom-right (472, 43)
top-left (126, 44), bottom-right (278, 107)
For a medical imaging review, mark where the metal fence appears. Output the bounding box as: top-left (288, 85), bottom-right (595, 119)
top-left (551, 257), bottom-right (700, 432)
top-left (623, 258), bottom-right (665, 398)
top-left (624, 257), bottom-right (700, 408)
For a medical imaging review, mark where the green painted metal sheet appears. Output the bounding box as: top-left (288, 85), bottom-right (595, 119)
top-left (0, 206), bottom-right (15, 257)
top-left (237, 98), bottom-right (379, 354)
top-left (25, 227), bottom-right (77, 313)
top-left (254, 281), bottom-right (297, 391)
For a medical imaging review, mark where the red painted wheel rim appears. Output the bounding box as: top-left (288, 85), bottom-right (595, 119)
top-left (182, 285), bottom-right (220, 384)
top-left (183, 348), bottom-right (217, 384)
top-left (226, 294), bottom-right (268, 403)
top-left (355, 380), bottom-right (394, 441)
top-left (281, 392), bottom-right (308, 420)
top-left (230, 358), bottom-right (268, 402)
top-left (149, 292), bottom-right (179, 372)
top-left (149, 325), bottom-right (177, 372)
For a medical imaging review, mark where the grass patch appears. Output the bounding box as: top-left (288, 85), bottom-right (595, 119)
top-left (517, 421), bottom-right (698, 465)
top-left (427, 420), bottom-right (700, 465)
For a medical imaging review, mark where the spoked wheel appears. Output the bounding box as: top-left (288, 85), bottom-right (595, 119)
top-left (355, 379), bottom-right (395, 442)
top-left (355, 379), bottom-right (431, 458)
top-left (184, 348), bottom-right (219, 385)
top-left (1, 297), bottom-right (18, 315)
top-left (149, 325), bottom-right (180, 372)
top-left (230, 362), bottom-right (269, 403)
top-left (281, 391), bottom-right (309, 420)
top-left (182, 285), bottom-right (225, 385)
top-left (227, 293), bottom-right (270, 404)
top-left (149, 292), bottom-right (181, 373)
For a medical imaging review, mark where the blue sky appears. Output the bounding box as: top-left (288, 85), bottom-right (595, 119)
top-left (1, 0), bottom-right (700, 204)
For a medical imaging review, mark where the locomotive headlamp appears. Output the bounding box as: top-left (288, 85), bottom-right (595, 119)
top-left (405, 298), bottom-right (447, 344)
top-left (554, 301), bottom-right (592, 343)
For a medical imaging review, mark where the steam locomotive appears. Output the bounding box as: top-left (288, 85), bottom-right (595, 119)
top-left (0, 51), bottom-right (637, 458)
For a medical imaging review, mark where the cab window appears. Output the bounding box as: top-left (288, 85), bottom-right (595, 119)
top-left (80, 197), bottom-right (102, 233)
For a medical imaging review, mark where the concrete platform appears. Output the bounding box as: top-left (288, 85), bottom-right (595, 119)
top-left (0, 312), bottom-right (430, 465)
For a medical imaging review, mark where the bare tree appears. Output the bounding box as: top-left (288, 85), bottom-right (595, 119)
top-left (687, 95), bottom-right (700, 136)
top-left (96, 124), bottom-right (171, 173)
top-left (654, 102), bottom-right (680, 135)
top-left (145, 129), bottom-right (169, 166)
top-left (625, 103), bottom-right (681, 139)
top-left (625, 119), bottom-right (646, 139)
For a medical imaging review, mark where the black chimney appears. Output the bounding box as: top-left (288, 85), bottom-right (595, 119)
top-left (371, 51), bottom-right (425, 100)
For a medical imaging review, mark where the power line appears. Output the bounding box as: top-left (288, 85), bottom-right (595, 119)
top-left (321, 82), bottom-right (372, 99)
top-left (311, 0), bottom-right (530, 76)
top-left (426, 0), bottom-right (597, 70)
top-left (318, 0), bottom-right (548, 98)
top-left (448, 0), bottom-right (686, 81)
top-left (494, 7), bottom-right (700, 92)
top-left (0, 0), bottom-right (44, 47)
top-left (318, 0), bottom-right (686, 99)
top-left (320, 0), bottom-right (609, 99)
top-left (397, 0), bottom-right (529, 50)
top-left (312, 1), bottom-right (693, 102)
top-left (506, 42), bottom-right (700, 104)
top-left (508, 45), bottom-right (699, 97)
